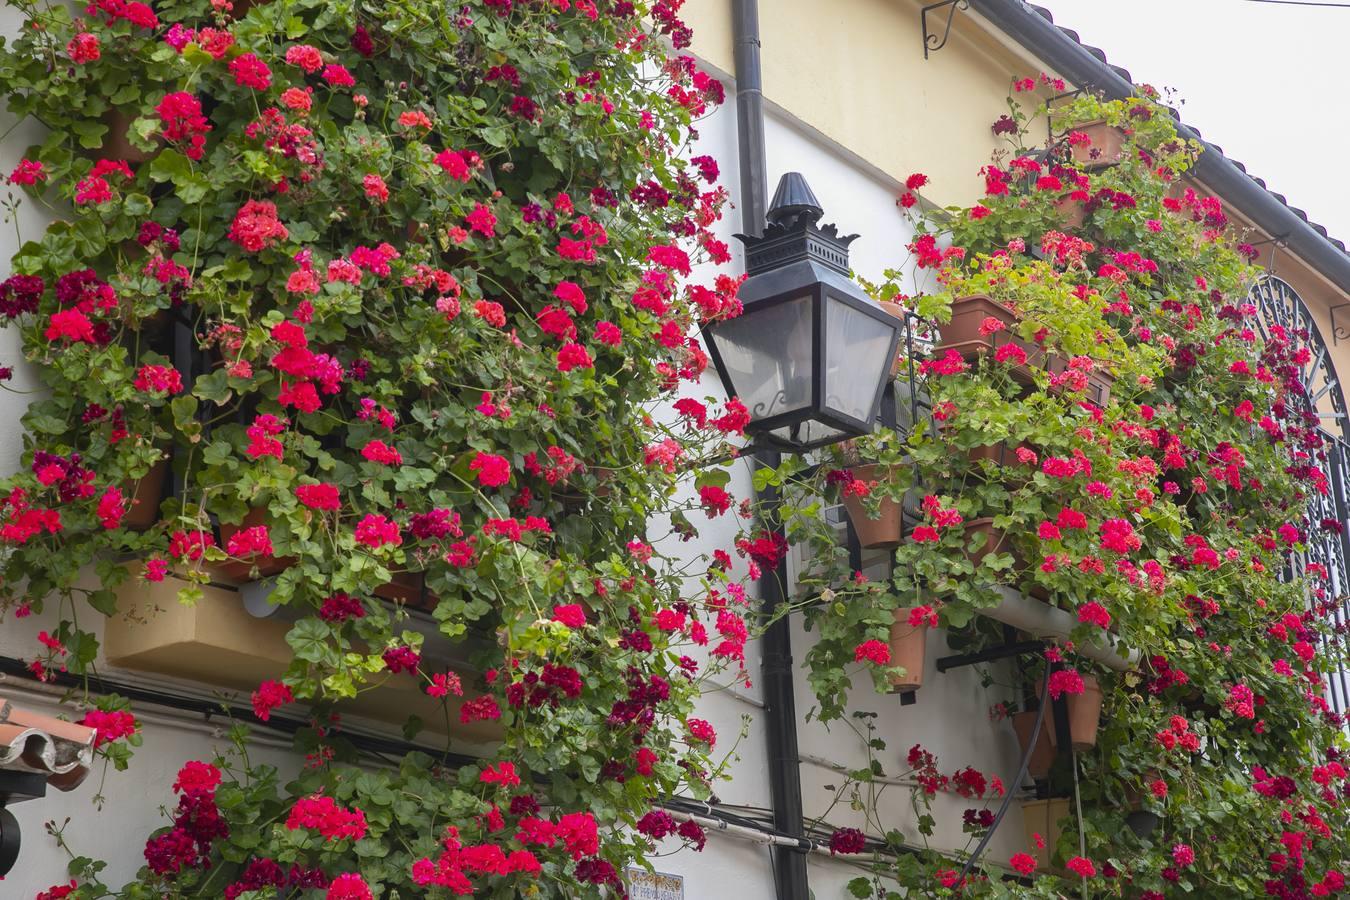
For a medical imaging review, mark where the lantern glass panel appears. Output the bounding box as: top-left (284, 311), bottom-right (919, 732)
top-left (765, 419), bottom-right (848, 448)
top-left (712, 294), bottom-right (814, 423)
top-left (824, 293), bottom-right (896, 423)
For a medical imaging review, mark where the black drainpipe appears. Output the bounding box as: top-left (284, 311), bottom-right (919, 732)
top-left (732, 3), bottom-right (810, 898)
top-left (733, 0), bottom-right (768, 241)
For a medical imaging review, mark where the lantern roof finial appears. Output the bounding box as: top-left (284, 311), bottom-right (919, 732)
top-left (766, 172), bottom-right (823, 228)
top-left (736, 172), bottom-right (858, 277)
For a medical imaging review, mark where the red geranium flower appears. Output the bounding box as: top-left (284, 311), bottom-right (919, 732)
top-left (295, 482), bottom-right (340, 510)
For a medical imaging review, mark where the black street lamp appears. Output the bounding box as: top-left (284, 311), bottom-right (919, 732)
top-left (704, 172), bottom-right (901, 452)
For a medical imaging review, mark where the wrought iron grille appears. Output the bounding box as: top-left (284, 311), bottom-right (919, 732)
top-left (1249, 276), bottom-right (1350, 714)
top-left (1308, 437), bottom-right (1350, 713)
top-left (1249, 277), bottom-right (1350, 443)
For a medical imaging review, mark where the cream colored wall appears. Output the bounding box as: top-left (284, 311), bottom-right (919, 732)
top-left (682, 0), bottom-right (1350, 398)
top-left (682, 0), bottom-right (1048, 206)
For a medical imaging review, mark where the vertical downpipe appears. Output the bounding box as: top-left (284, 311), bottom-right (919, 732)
top-left (733, 0), bottom-right (768, 239)
top-left (732, 2), bottom-right (810, 898)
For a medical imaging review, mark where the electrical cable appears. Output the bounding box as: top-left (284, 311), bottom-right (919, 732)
top-left (3, 655), bottom-right (907, 868)
top-left (957, 672), bottom-right (1051, 881)
top-left (1072, 752), bottom-right (1088, 900)
top-left (0, 655), bottom-right (481, 768)
top-left (1243, 0), bottom-right (1350, 6)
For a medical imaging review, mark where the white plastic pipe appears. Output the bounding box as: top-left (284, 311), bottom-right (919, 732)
top-left (665, 808), bottom-right (815, 851)
top-left (982, 586), bottom-right (1139, 671)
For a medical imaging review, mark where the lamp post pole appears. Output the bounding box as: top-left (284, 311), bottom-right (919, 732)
top-left (753, 458), bottom-right (810, 900)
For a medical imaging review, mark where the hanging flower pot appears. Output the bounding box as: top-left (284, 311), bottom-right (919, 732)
top-left (938, 295), bottom-right (1016, 349)
top-left (963, 517), bottom-right (1014, 567)
top-left (99, 109), bottom-right (155, 164)
top-left (374, 571), bottom-right (438, 612)
top-left (1065, 673), bottom-right (1103, 751)
top-left (1053, 194), bottom-right (1087, 229)
top-left (216, 507), bottom-right (295, 582)
top-left (965, 440), bottom-right (1017, 466)
top-left (937, 295), bottom-right (1044, 383)
top-left (229, 0), bottom-right (283, 19)
top-left (1011, 709), bottom-right (1055, 779)
top-left (1087, 370), bottom-right (1116, 408)
top-left (937, 422), bottom-right (1035, 482)
top-left (1021, 797), bottom-right (1070, 871)
top-left (888, 607), bottom-right (928, 692)
top-left (1042, 673), bottom-right (1104, 751)
top-left (964, 438), bottom-right (1039, 472)
top-left (1047, 355), bottom-right (1116, 407)
top-left (840, 463), bottom-right (904, 549)
top-left (1124, 786), bottom-right (1161, 839)
top-left (1067, 120), bottom-right (1127, 169)
top-left (121, 457), bottom-right (168, 531)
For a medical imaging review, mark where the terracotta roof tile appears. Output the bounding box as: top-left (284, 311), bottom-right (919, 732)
top-left (0, 696), bottom-right (96, 791)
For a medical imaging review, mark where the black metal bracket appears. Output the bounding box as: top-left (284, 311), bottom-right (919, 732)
top-left (1044, 662), bottom-right (1075, 771)
top-left (0, 807), bottom-right (17, 879)
top-left (935, 639), bottom-right (1045, 673)
top-left (0, 770), bottom-right (45, 807)
top-left (921, 0), bottom-right (969, 59)
top-left (0, 771), bottom-right (45, 879)
top-left (1044, 88), bottom-right (1089, 146)
top-left (1330, 304), bottom-right (1350, 346)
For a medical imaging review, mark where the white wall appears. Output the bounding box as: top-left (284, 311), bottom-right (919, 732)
top-left (6, 685), bottom-right (302, 893)
top-left (645, 95), bottom-right (1029, 896)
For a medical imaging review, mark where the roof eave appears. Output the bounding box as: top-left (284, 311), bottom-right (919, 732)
top-left (968, 0), bottom-right (1350, 296)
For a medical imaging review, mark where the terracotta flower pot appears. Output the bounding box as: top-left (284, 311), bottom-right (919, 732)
top-left (936, 422), bottom-right (1034, 476)
top-left (1066, 673), bottom-right (1103, 751)
top-left (1011, 709), bottom-right (1055, 779)
top-left (1053, 194), bottom-right (1087, 229)
top-left (888, 607), bottom-right (928, 692)
top-left (965, 439), bottom-right (1039, 470)
top-left (1068, 120), bottom-right (1126, 169)
top-left (965, 441), bottom-right (1015, 466)
top-left (938, 295), bottom-right (1016, 348)
top-left (122, 458), bottom-right (168, 531)
top-left (1043, 673), bottom-right (1103, 751)
top-left (374, 571), bottom-right (438, 611)
top-left (230, 0), bottom-right (272, 18)
top-left (1124, 786), bottom-right (1161, 839)
top-left (99, 109), bottom-right (155, 164)
top-left (216, 507), bottom-right (295, 582)
top-left (937, 295), bottom-right (1043, 382)
top-left (1021, 797), bottom-right (1070, 871)
top-left (840, 463), bottom-right (904, 549)
top-left (1046, 355), bottom-right (1116, 407)
top-left (963, 517), bottom-right (1012, 567)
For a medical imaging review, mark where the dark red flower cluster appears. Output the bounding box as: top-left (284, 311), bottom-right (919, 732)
top-left (143, 762), bottom-right (229, 876)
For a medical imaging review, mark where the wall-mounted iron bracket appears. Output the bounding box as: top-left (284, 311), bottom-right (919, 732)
top-left (1330, 303), bottom-right (1350, 346)
top-left (934, 638), bottom-right (1045, 673)
top-left (921, 0), bottom-right (968, 59)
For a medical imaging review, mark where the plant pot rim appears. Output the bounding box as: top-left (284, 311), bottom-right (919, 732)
top-left (950, 293), bottom-right (1014, 311)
